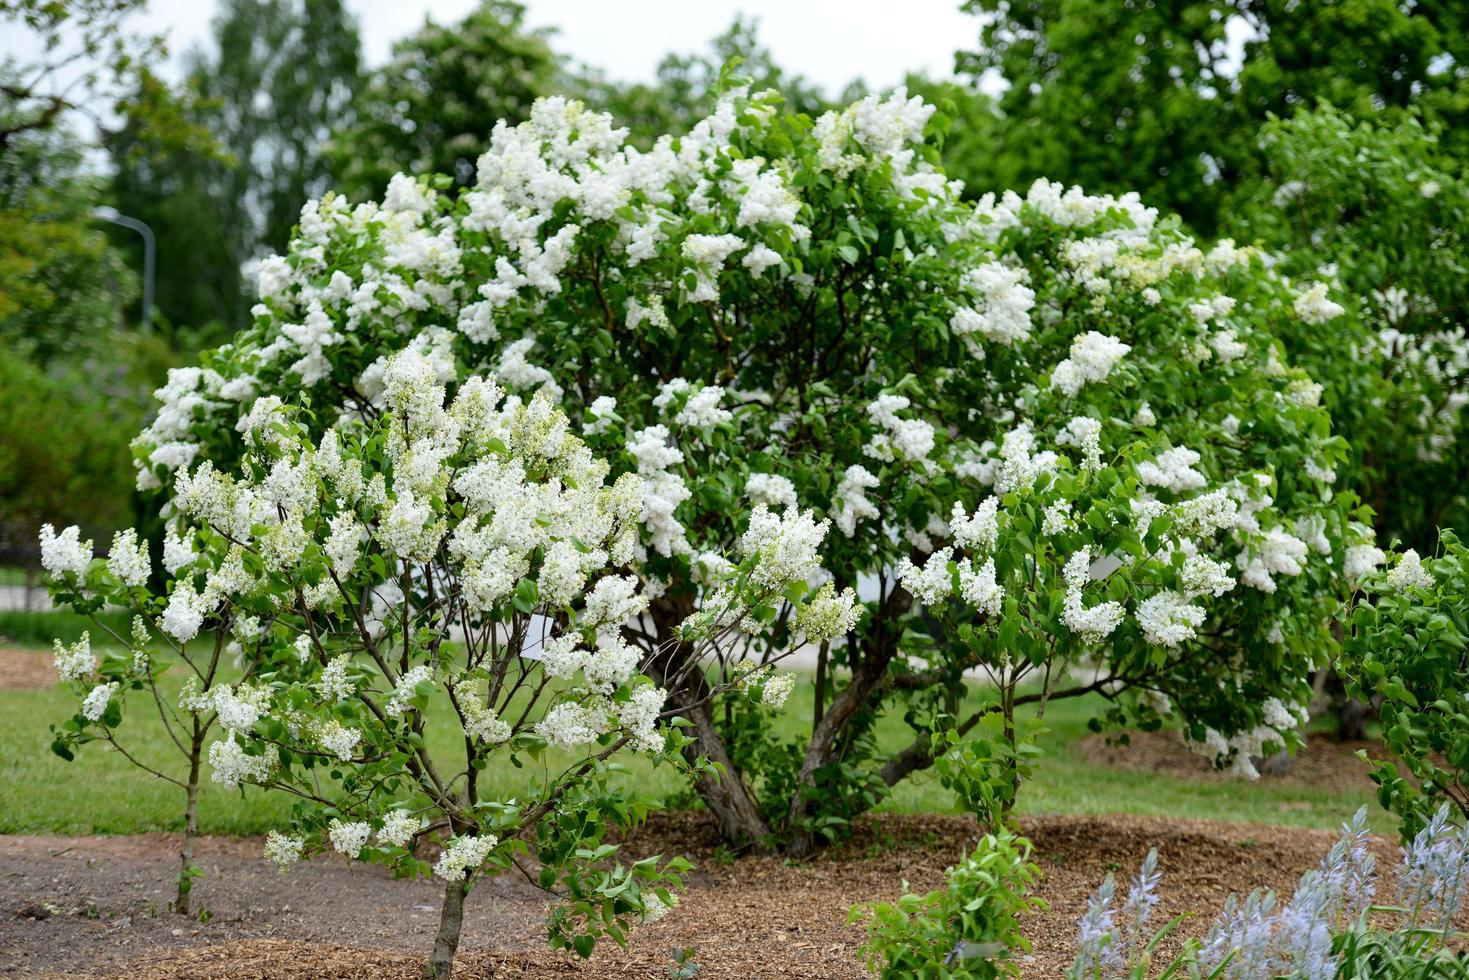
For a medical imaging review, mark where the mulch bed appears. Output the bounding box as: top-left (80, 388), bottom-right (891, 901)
top-left (5, 811), bottom-right (1463, 979)
top-left (1077, 728), bottom-right (1387, 794)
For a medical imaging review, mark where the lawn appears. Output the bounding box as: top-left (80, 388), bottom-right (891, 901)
top-left (0, 626), bottom-right (1385, 838)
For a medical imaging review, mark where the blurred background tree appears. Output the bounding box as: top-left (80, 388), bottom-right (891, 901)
top-left (952, 0), bottom-right (1469, 234)
top-left (108, 0), bottom-right (361, 341)
top-left (327, 0), bottom-right (561, 197)
top-left (589, 14), bottom-right (839, 146)
top-left (1228, 105), bottom-right (1469, 553)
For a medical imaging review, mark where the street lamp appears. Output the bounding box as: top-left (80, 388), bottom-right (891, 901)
top-left (93, 205), bottom-right (156, 333)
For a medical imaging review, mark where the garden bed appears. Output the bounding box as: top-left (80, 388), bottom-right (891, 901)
top-left (5, 811), bottom-right (1460, 978)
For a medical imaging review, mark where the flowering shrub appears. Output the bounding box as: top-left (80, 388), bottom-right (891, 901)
top-left (1231, 106), bottom-right (1469, 551)
top-left (1071, 806), bottom-right (1469, 979)
top-left (854, 824), bottom-right (1044, 978)
top-left (40, 521), bottom-right (222, 915)
top-left (121, 83), bottom-right (1362, 855)
top-left (1344, 532), bottom-right (1469, 834)
top-left (41, 350), bottom-right (853, 976)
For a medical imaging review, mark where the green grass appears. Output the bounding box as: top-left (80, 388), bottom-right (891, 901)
top-left (0, 608), bottom-right (133, 646)
top-left (0, 566), bottom-right (32, 587)
top-left (0, 623), bottom-right (1385, 837)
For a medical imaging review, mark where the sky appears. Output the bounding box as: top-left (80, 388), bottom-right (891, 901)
top-left (39, 0), bottom-right (982, 95)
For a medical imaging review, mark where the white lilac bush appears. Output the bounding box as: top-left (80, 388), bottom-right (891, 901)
top-left (41, 350), bottom-right (855, 976)
top-left (1344, 532), bottom-right (1469, 835)
top-left (114, 85), bottom-right (1367, 858)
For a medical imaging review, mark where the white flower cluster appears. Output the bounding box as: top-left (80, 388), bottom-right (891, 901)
top-left (1051, 332), bottom-right (1132, 397)
top-left (951, 263), bottom-right (1035, 351)
top-left (1062, 547), bottom-right (1126, 644)
top-left (1293, 283), bottom-right (1346, 325)
top-left (434, 834), bottom-right (499, 882)
top-left (865, 394), bottom-right (936, 465)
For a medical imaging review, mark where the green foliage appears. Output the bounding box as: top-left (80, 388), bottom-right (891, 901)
top-left (0, 122), bottom-right (133, 365)
top-left (1229, 105), bottom-right (1469, 549)
top-left (0, 352), bottom-right (140, 554)
top-left (590, 16), bottom-right (838, 147)
top-left (932, 715), bottom-right (1044, 827)
top-left (1332, 921), bottom-right (1469, 979)
top-left (108, 0), bottom-right (361, 337)
top-left (1343, 532), bottom-right (1469, 834)
top-left (0, 609), bottom-right (131, 646)
top-left (107, 67), bottom-right (245, 345)
top-left (853, 824), bottom-right (1044, 979)
top-left (327, 1), bottom-right (562, 197)
top-left (956, 0), bottom-right (1469, 233)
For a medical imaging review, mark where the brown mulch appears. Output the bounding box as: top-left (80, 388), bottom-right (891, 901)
top-left (4, 812), bottom-right (1463, 979)
top-left (0, 646), bottom-right (57, 691)
top-left (1077, 729), bottom-right (1388, 793)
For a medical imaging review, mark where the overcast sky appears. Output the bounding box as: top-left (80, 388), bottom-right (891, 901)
top-left (11, 0), bottom-right (981, 95)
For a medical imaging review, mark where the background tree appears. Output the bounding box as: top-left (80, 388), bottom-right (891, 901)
top-left (106, 68), bottom-right (242, 346)
top-left (327, 0), bottom-right (561, 198)
top-left (108, 0), bottom-right (361, 338)
top-left (1228, 106), bottom-right (1469, 553)
top-left (956, 0), bottom-right (1469, 234)
top-left (593, 15), bottom-right (840, 146)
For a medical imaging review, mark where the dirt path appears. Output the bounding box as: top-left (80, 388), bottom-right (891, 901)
top-left (4, 811), bottom-right (1458, 978)
top-left (0, 647), bottom-right (56, 690)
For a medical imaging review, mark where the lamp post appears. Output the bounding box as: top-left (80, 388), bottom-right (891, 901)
top-left (93, 205), bottom-right (156, 333)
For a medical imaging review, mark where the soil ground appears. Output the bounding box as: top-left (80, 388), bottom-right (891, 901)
top-left (4, 811), bottom-right (1465, 979)
top-left (0, 647), bottom-right (58, 691)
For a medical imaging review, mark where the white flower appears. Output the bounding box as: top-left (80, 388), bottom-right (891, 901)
top-left (951, 497), bottom-right (1000, 552)
top-left (1293, 282), bottom-right (1345, 324)
top-left (865, 394), bottom-right (936, 464)
top-left (377, 810), bottom-right (421, 848)
top-left (584, 634), bottom-right (640, 694)
top-left (162, 580), bottom-right (207, 643)
top-left (761, 673), bottom-right (796, 709)
top-left (897, 548), bottom-right (954, 606)
top-left (1057, 416), bottom-right (1104, 473)
top-left (1136, 446), bottom-right (1207, 493)
top-left (582, 575), bottom-right (647, 628)
top-left (1236, 528), bottom-right (1309, 593)
top-left (264, 831), bottom-right (304, 867)
top-left (39, 524), bottom-right (91, 579)
top-left (52, 633), bottom-right (95, 682)
top-left (959, 558), bottom-right (1005, 617)
top-left (434, 834), bottom-right (499, 882)
top-left (536, 701), bottom-right (607, 748)
top-left (951, 262), bottom-right (1035, 349)
top-left (619, 685), bottom-right (666, 752)
top-left (1344, 543), bottom-right (1386, 583)
top-left (316, 654), bottom-right (354, 703)
top-left (794, 582), bottom-right (862, 643)
top-left (1135, 591), bottom-right (1206, 647)
top-left (1385, 550), bottom-right (1433, 592)
top-left (212, 684), bottom-right (270, 733)
top-left (833, 465), bottom-right (880, 537)
top-left (328, 819), bottom-right (371, 859)
top-left (386, 664), bottom-right (433, 717)
top-left (459, 689), bottom-right (512, 744)
top-left (208, 737), bottom-right (276, 789)
top-left (81, 682), bottom-right (120, 722)
top-left (1050, 332), bottom-right (1131, 396)
top-left (1061, 548), bottom-right (1125, 644)
top-left (316, 719), bottom-right (361, 761)
top-left (106, 529), bottom-right (151, 587)
top-left (163, 528), bottom-right (196, 575)
top-left (739, 505), bottom-right (832, 590)
top-left (1180, 554), bottom-right (1234, 598)
top-left (745, 473), bottom-right (798, 510)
